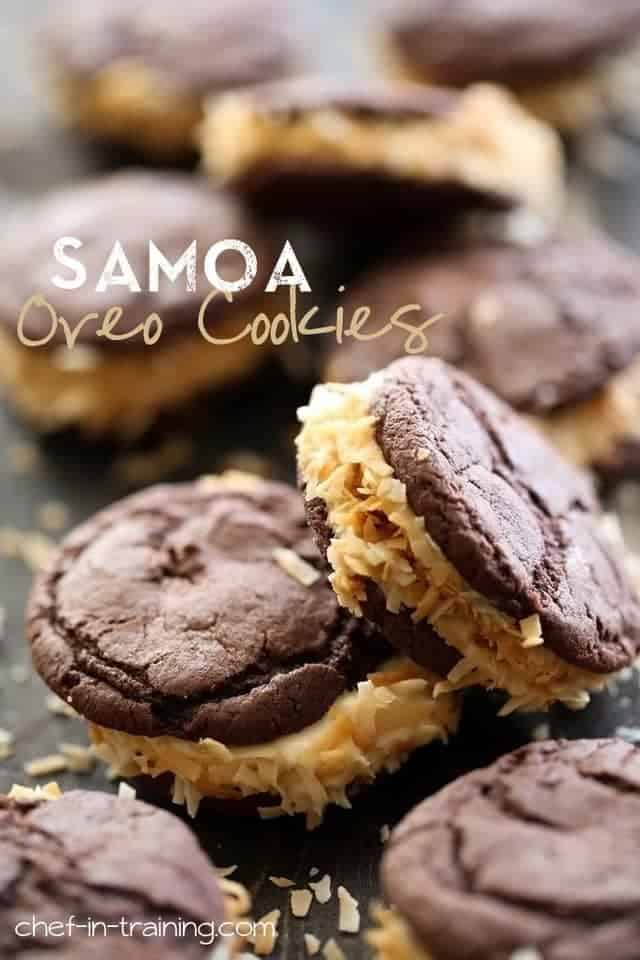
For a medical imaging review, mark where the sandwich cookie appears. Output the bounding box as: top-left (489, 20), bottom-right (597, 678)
top-left (297, 357), bottom-right (640, 712)
top-left (44, 0), bottom-right (298, 155)
top-left (202, 77), bottom-right (564, 225)
top-left (1, 784), bottom-right (246, 958)
top-left (27, 473), bottom-right (459, 828)
top-left (0, 171), bottom-right (274, 437)
top-left (380, 0), bottom-right (640, 133)
top-left (370, 738), bottom-right (640, 960)
top-left (324, 231), bottom-right (640, 482)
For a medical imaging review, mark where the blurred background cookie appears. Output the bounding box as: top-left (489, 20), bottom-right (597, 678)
top-left (297, 357), bottom-right (640, 713)
top-left (0, 171), bottom-right (278, 437)
top-left (202, 77), bottom-right (565, 226)
top-left (27, 472), bottom-right (460, 827)
top-left (378, 0), bottom-right (640, 134)
top-left (43, 0), bottom-right (299, 156)
top-left (324, 229), bottom-right (640, 484)
top-left (1, 785), bottom-right (233, 957)
top-left (372, 738), bottom-right (640, 960)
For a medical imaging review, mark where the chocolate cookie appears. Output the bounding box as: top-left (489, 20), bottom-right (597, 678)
top-left (324, 231), bottom-right (640, 480)
top-left (44, 0), bottom-right (298, 155)
top-left (0, 171), bottom-right (275, 435)
top-left (29, 472), bottom-right (459, 826)
top-left (372, 738), bottom-right (640, 960)
top-left (297, 357), bottom-right (640, 712)
top-left (380, 0), bottom-right (640, 131)
top-left (1, 786), bottom-right (227, 958)
top-left (202, 77), bottom-right (564, 225)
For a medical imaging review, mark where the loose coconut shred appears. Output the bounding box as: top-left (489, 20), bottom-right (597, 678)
top-left (296, 377), bottom-right (616, 713)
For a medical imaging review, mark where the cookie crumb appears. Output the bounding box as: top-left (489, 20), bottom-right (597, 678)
top-left (117, 782), bottom-right (137, 800)
top-left (337, 886), bottom-right (360, 933)
top-left (519, 614), bottom-right (543, 648)
top-left (322, 939), bottom-right (346, 960)
top-left (24, 754), bottom-right (69, 777)
top-left (304, 933), bottom-right (321, 956)
top-left (290, 889), bottom-right (313, 918)
top-left (309, 867), bottom-right (319, 877)
top-left (416, 447), bottom-right (429, 462)
top-left (309, 873), bottom-right (332, 904)
top-left (273, 547), bottom-right (320, 587)
top-left (269, 876), bottom-right (295, 888)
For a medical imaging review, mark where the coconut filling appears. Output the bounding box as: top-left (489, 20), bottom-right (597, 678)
top-left (367, 906), bottom-right (433, 960)
top-left (89, 658), bottom-right (458, 829)
top-left (55, 61), bottom-right (202, 152)
top-left (202, 84), bottom-right (564, 221)
top-left (0, 315), bottom-right (263, 436)
top-left (296, 377), bottom-right (617, 713)
top-left (382, 37), bottom-right (609, 133)
top-left (532, 353), bottom-right (640, 470)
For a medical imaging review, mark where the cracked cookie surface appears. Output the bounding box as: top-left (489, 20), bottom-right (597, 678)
top-left (28, 475), bottom-right (389, 745)
top-left (382, 738), bottom-right (640, 960)
top-left (0, 789), bottom-right (225, 958)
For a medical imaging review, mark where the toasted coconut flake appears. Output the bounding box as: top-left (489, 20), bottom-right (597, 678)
top-left (251, 908), bottom-right (281, 956)
top-left (24, 754), bottom-right (68, 777)
top-left (59, 743), bottom-right (95, 773)
top-left (310, 873), bottom-right (332, 904)
top-left (305, 933), bottom-right (321, 956)
top-left (117, 781), bottom-right (137, 800)
top-left (338, 886), bottom-right (360, 933)
top-left (0, 728), bottom-right (14, 760)
top-left (380, 824), bottom-right (390, 843)
top-left (519, 614), bottom-right (543, 648)
top-left (37, 501), bottom-right (69, 533)
top-left (46, 694), bottom-right (78, 718)
top-left (322, 939), bottom-right (346, 960)
top-left (269, 876), bottom-right (295, 888)
top-left (273, 547), bottom-right (320, 587)
top-left (291, 889), bottom-right (313, 918)
top-left (218, 865), bottom-right (239, 879)
top-left (8, 782), bottom-right (62, 804)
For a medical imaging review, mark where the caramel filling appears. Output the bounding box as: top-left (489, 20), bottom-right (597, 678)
top-left (0, 318), bottom-right (262, 436)
top-left (296, 376), bottom-right (614, 712)
top-left (54, 60), bottom-right (202, 153)
top-left (367, 906), bottom-right (432, 960)
top-left (89, 658), bottom-right (459, 829)
top-left (202, 84), bottom-right (564, 221)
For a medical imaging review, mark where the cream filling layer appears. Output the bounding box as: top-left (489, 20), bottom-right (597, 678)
top-left (55, 61), bottom-right (202, 153)
top-left (367, 906), bottom-right (432, 960)
top-left (533, 354), bottom-right (640, 470)
top-left (0, 320), bottom-right (262, 436)
top-left (296, 376), bottom-right (613, 712)
top-left (89, 658), bottom-right (458, 829)
top-left (202, 84), bottom-right (564, 222)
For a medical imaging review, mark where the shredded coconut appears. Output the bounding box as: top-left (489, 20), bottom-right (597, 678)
top-left (337, 885), bottom-right (360, 933)
top-left (273, 547), bottom-right (321, 587)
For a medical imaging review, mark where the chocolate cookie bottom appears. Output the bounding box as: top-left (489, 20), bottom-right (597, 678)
top-left (90, 657), bottom-right (459, 829)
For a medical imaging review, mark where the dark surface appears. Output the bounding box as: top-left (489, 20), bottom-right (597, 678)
top-left (2, 2), bottom-right (640, 959)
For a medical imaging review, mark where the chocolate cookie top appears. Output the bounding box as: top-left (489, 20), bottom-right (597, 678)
top-left (29, 476), bottom-right (388, 745)
top-left (46, 0), bottom-right (297, 97)
top-left (383, 738), bottom-right (640, 960)
top-left (0, 171), bottom-right (275, 349)
top-left (327, 232), bottom-right (640, 414)
top-left (383, 0), bottom-right (640, 85)
top-left (370, 357), bottom-right (640, 672)
top-left (1, 789), bottom-right (224, 958)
